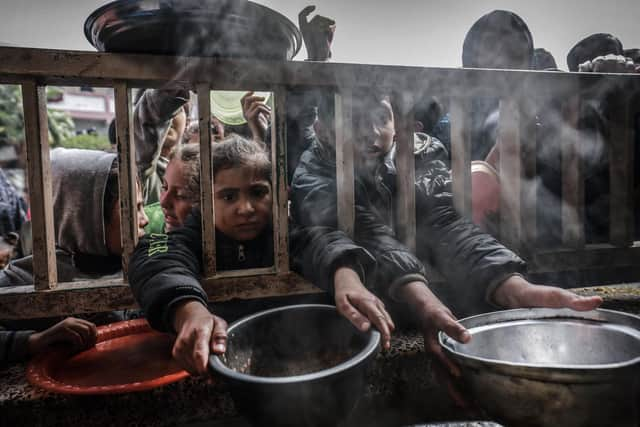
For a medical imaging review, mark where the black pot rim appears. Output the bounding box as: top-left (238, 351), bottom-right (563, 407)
top-left (209, 304), bottom-right (380, 384)
top-left (84, 0), bottom-right (301, 58)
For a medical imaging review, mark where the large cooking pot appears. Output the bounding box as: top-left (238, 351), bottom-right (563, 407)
top-left (84, 0), bottom-right (301, 60)
top-left (440, 308), bottom-right (640, 427)
top-left (209, 304), bottom-right (380, 427)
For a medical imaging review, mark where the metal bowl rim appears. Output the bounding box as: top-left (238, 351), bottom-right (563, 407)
top-left (439, 308), bottom-right (640, 371)
top-left (84, 0), bottom-right (302, 57)
top-left (209, 304), bottom-right (381, 384)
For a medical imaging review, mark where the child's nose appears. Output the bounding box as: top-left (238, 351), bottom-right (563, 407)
top-left (237, 198), bottom-right (255, 215)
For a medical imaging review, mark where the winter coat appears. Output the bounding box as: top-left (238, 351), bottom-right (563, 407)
top-left (290, 133), bottom-right (526, 316)
top-left (0, 329), bottom-right (33, 367)
top-left (128, 209), bottom-right (273, 332)
top-left (0, 148), bottom-right (122, 287)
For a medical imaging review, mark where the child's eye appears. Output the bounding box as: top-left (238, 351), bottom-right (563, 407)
top-left (251, 187), bottom-right (269, 198)
top-left (220, 192), bottom-right (237, 202)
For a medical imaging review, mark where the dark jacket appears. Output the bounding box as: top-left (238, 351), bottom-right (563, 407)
top-left (290, 134), bottom-right (526, 316)
top-left (0, 329), bottom-right (33, 367)
top-left (129, 209), bottom-right (273, 332)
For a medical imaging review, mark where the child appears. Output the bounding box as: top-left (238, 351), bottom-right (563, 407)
top-left (0, 148), bottom-right (148, 286)
top-left (129, 135), bottom-right (277, 374)
top-left (1, 317), bottom-right (96, 367)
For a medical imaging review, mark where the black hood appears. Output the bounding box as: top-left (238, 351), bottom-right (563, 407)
top-left (462, 10), bottom-right (534, 69)
top-left (567, 33), bottom-right (623, 71)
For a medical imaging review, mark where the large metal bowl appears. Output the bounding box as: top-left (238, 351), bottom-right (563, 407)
top-left (440, 308), bottom-right (640, 427)
top-left (84, 0), bottom-right (301, 60)
top-left (209, 304), bottom-right (380, 427)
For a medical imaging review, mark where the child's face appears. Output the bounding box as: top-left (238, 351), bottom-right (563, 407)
top-left (214, 166), bottom-right (272, 241)
top-left (161, 158), bottom-right (196, 232)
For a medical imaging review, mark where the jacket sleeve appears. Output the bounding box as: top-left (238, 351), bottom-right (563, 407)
top-left (133, 88), bottom-right (189, 178)
top-left (290, 149), bottom-right (427, 296)
top-left (0, 329), bottom-right (34, 366)
top-left (128, 209), bottom-right (208, 332)
top-left (415, 159), bottom-right (527, 314)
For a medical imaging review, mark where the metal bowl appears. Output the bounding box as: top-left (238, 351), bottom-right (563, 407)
top-left (84, 0), bottom-right (301, 60)
top-left (209, 304), bottom-right (380, 427)
top-left (440, 308), bottom-right (640, 427)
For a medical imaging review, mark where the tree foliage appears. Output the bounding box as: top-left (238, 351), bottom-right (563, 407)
top-left (0, 85), bottom-right (76, 147)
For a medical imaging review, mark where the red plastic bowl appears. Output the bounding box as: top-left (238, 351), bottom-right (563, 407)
top-left (26, 318), bottom-right (189, 395)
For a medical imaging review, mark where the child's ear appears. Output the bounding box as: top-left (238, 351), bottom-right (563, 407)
top-left (414, 120), bottom-right (424, 133)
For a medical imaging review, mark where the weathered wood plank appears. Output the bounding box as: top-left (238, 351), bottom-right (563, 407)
top-left (271, 86), bottom-right (289, 273)
top-left (0, 273), bottom-right (321, 319)
top-left (608, 88), bottom-right (634, 246)
top-left (197, 83), bottom-right (216, 276)
top-left (21, 81), bottom-right (57, 290)
top-left (530, 245), bottom-right (640, 273)
top-left (561, 93), bottom-right (585, 248)
top-left (2, 47), bottom-right (634, 98)
top-left (392, 91), bottom-right (416, 251)
top-left (498, 97), bottom-right (522, 249)
top-left (450, 98), bottom-right (472, 217)
top-left (335, 90), bottom-right (355, 238)
top-left (113, 83), bottom-right (138, 277)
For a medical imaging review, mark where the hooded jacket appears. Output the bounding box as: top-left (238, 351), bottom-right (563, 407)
top-left (290, 132), bottom-right (526, 316)
top-left (0, 148), bottom-right (121, 286)
top-left (129, 209), bottom-right (274, 332)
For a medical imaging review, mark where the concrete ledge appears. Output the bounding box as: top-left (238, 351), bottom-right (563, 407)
top-left (1, 284), bottom-right (638, 427)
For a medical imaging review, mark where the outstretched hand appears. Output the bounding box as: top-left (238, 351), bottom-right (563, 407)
top-left (299, 6), bottom-right (336, 61)
top-left (28, 317), bottom-right (97, 355)
top-left (333, 267), bottom-right (395, 349)
top-left (492, 275), bottom-right (603, 311)
top-left (241, 91), bottom-right (271, 142)
top-left (172, 300), bottom-right (228, 376)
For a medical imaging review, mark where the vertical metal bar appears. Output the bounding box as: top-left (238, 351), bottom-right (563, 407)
top-left (113, 83), bottom-right (137, 278)
top-left (609, 86), bottom-right (634, 247)
top-left (450, 98), bottom-right (472, 218)
top-left (498, 97), bottom-right (522, 249)
top-left (271, 86), bottom-right (289, 273)
top-left (520, 90), bottom-right (538, 251)
top-left (21, 81), bottom-right (56, 290)
top-left (196, 84), bottom-right (216, 277)
top-left (335, 90), bottom-right (355, 238)
top-left (393, 91), bottom-right (416, 252)
top-left (561, 93), bottom-right (585, 248)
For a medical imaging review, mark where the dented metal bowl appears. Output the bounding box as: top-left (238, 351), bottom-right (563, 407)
top-left (84, 0), bottom-right (301, 60)
top-left (440, 308), bottom-right (640, 427)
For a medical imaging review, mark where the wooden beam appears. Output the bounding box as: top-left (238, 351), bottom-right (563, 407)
top-left (21, 81), bottom-right (57, 290)
top-left (450, 98), bottom-right (472, 217)
top-left (609, 87), bottom-right (634, 247)
top-left (197, 83), bottom-right (216, 276)
top-left (392, 91), bottom-right (416, 251)
top-left (271, 86), bottom-right (290, 273)
top-left (561, 93), bottom-right (585, 248)
top-left (0, 273), bottom-right (320, 320)
top-left (113, 83), bottom-right (137, 278)
top-left (335, 90), bottom-right (355, 238)
top-left (2, 47), bottom-right (634, 98)
top-left (530, 245), bottom-right (640, 273)
top-left (498, 97), bottom-right (522, 250)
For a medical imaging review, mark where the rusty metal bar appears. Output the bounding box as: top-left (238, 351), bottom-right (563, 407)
top-left (21, 81), bottom-right (57, 290)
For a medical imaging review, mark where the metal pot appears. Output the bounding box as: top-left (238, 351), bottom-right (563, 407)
top-left (84, 0), bottom-right (301, 60)
top-left (209, 304), bottom-right (380, 427)
top-left (439, 308), bottom-right (640, 427)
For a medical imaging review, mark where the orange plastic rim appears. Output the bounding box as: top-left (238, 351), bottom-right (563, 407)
top-left (26, 318), bottom-right (190, 395)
